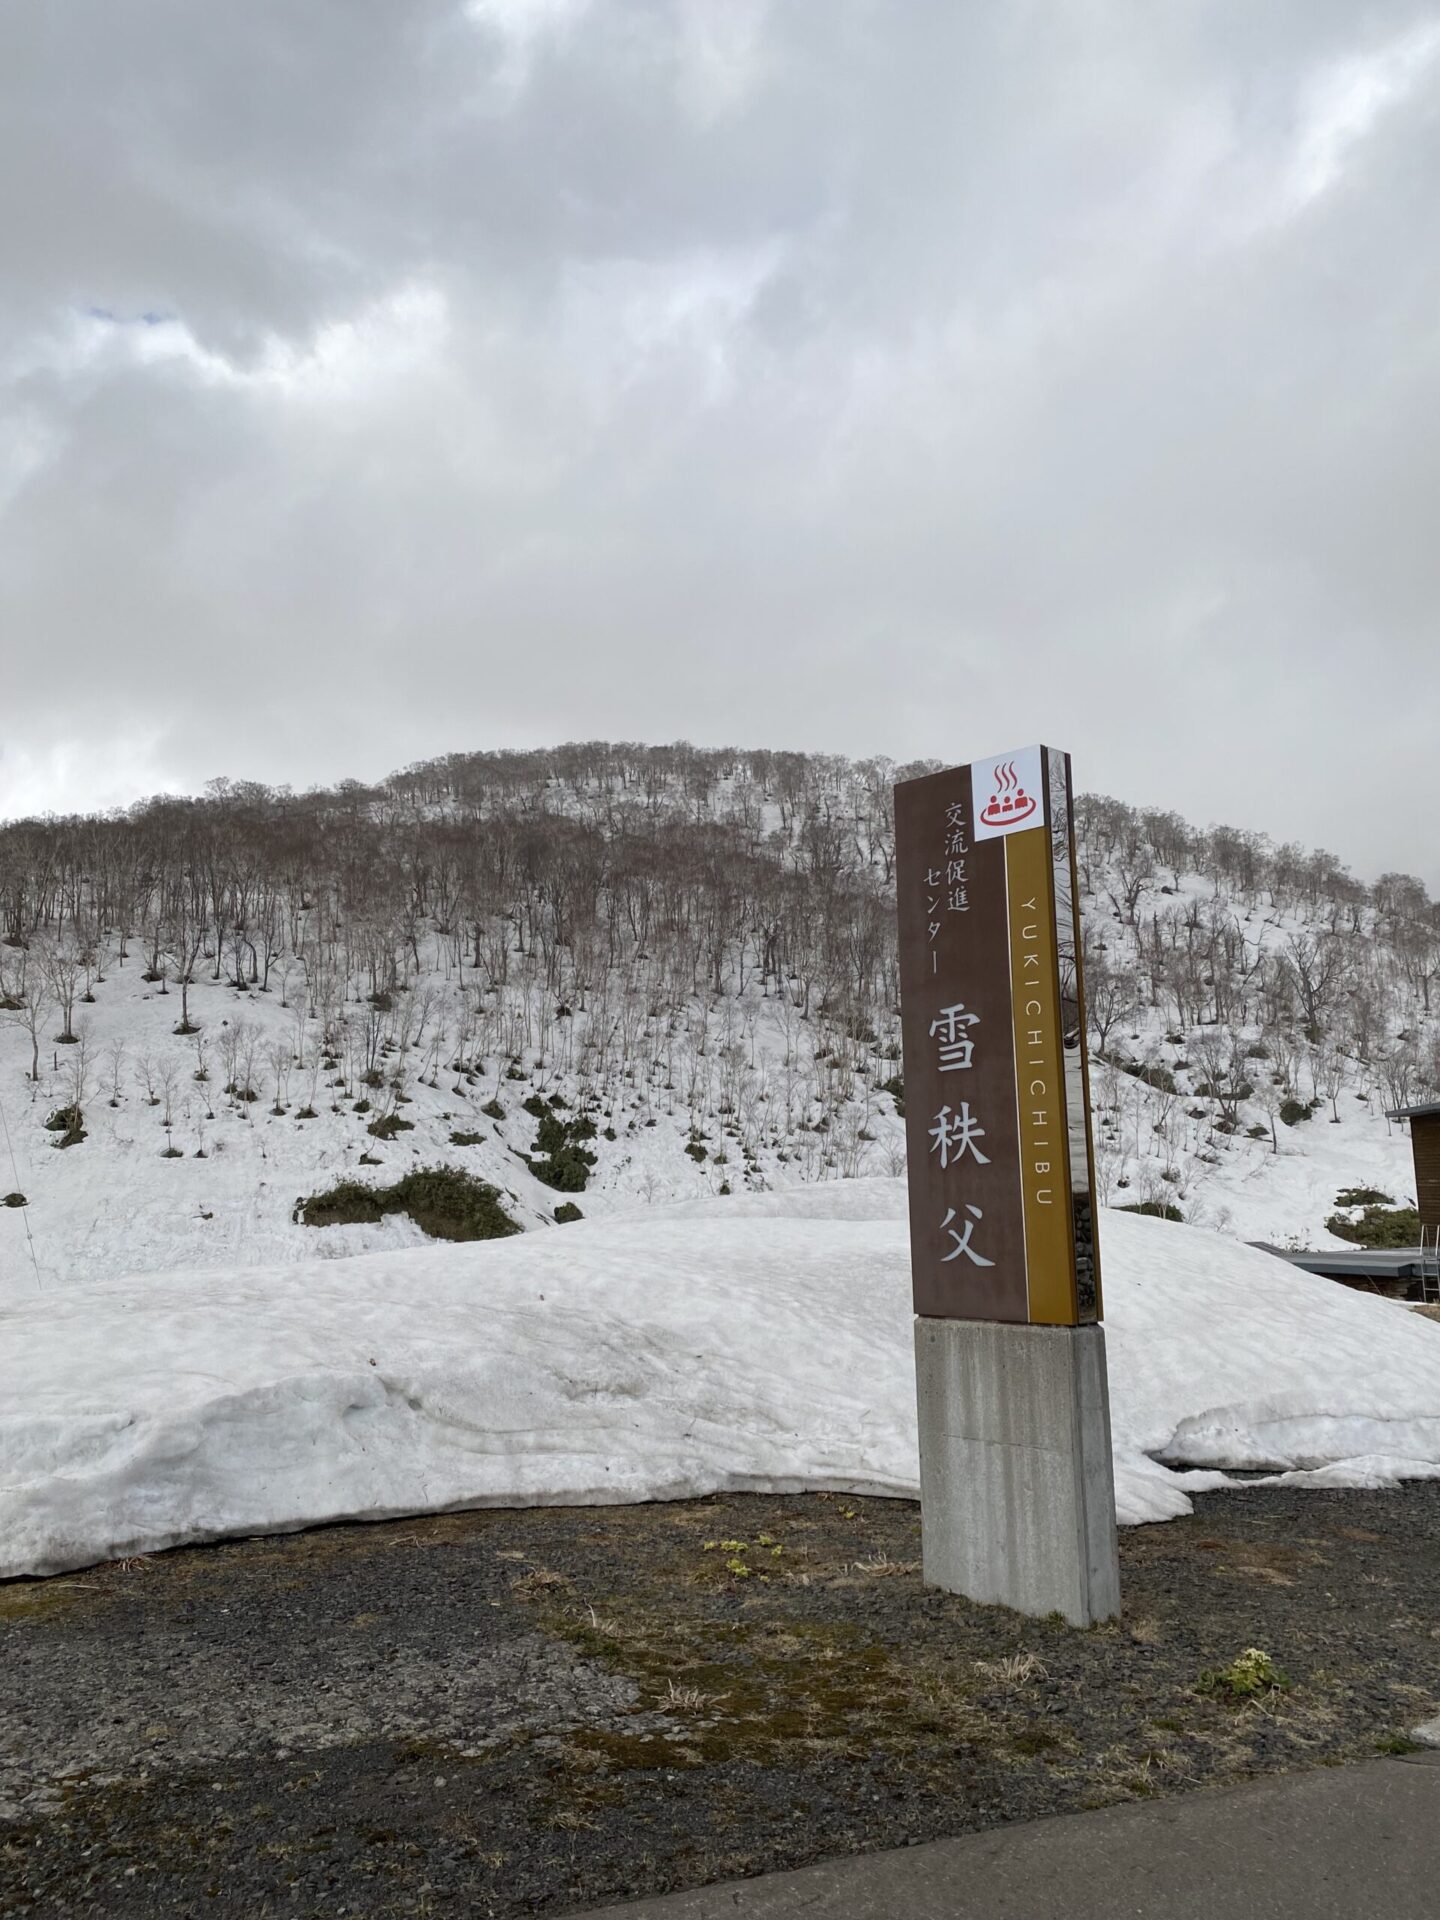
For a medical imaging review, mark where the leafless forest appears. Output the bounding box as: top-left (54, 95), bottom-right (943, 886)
top-left (1, 742), bottom-right (1437, 1236)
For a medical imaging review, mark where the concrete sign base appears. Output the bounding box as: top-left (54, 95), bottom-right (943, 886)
top-left (914, 1318), bottom-right (1121, 1627)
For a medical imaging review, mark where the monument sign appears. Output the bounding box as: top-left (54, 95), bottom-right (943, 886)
top-left (895, 746), bottom-right (1120, 1625)
top-left (894, 743), bottom-right (1099, 1324)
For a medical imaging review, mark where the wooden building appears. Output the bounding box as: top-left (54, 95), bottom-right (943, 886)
top-left (1386, 1101), bottom-right (1440, 1234)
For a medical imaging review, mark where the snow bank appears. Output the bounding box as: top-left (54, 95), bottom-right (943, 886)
top-left (4, 1182), bottom-right (1440, 1578)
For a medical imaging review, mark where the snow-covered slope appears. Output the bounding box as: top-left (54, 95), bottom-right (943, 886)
top-left (1, 743), bottom-right (1435, 1286)
top-left (5, 1185), bottom-right (1439, 1579)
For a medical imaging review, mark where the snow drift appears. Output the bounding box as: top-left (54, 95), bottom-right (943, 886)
top-left (4, 1181), bottom-right (1440, 1579)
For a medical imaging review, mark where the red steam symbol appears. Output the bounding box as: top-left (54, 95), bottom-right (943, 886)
top-left (980, 761), bottom-right (1036, 827)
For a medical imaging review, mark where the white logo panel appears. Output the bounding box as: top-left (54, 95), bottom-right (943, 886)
top-left (971, 744), bottom-right (1045, 840)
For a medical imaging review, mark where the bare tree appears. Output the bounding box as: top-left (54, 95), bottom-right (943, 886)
top-left (1084, 954), bottom-right (1137, 1055)
top-left (1286, 933), bottom-right (1350, 1044)
top-left (44, 937), bottom-right (84, 1045)
top-left (104, 1037), bottom-right (127, 1107)
top-left (157, 1055), bottom-right (181, 1129)
top-left (134, 1053), bottom-right (160, 1106)
top-left (6, 964), bottom-right (51, 1083)
top-left (267, 1037), bottom-right (292, 1114)
top-left (1318, 1045), bottom-right (1346, 1123)
top-left (1251, 1071), bottom-right (1283, 1155)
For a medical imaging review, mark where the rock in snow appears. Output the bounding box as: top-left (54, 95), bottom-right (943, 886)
top-left (3, 1181), bottom-right (1440, 1578)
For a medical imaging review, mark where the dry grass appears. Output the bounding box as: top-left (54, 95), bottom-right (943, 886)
top-left (574, 1601), bottom-right (622, 1637)
top-left (846, 1552), bottom-right (922, 1577)
top-left (546, 1807), bottom-right (600, 1833)
top-left (663, 1679), bottom-right (729, 1713)
top-left (510, 1568), bottom-right (568, 1601)
top-left (974, 1652), bottom-right (1048, 1689)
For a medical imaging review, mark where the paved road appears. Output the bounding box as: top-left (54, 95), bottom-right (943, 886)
top-left (575, 1752), bottom-right (1440, 1919)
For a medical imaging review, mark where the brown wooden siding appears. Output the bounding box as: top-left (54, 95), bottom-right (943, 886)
top-left (1413, 1115), bottom-right (1440, 1231)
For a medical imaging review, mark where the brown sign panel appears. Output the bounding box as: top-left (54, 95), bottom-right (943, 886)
top-left (894, 746), bottom-right (1101, 1326)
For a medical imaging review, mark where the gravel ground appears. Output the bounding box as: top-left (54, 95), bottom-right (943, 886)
top-left (4, 1484), bottom-right (1440, 1918)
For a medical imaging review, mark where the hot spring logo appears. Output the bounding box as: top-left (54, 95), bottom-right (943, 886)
top-left (979, 761), bottom-right (1036, 828)
top-left (972, 744), bottom-right (1046, 842)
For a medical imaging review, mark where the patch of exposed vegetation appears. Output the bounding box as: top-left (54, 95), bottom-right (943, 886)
top-left (1326, 1203), bottom-right (1421, 1248)
top-left (1109, 1055), bottom-right (1178, 1094)
top-left (526, 1108), bottom-right (599, 1192)
top-left (296, 1166), bottom-right (521, 1242)
top-left (43, 1104), bottom-right (86, 1147)
top-left (1195, 1647), bottom-right (1290, 1702)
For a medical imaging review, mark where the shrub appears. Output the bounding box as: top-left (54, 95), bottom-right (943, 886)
top-left (1198, 1077), bottom-right (1254, 1102)
top-left (1335, 1187), bottom-right (1393, 1208)
top-left (526, 1108), bottom-right (599, 1191)
top-left (554, 1201), bottom-right (583, 1224)
top-left (44, 1105), bottom-right (86, 1147)
top-left (882, 1074), bottom-right (905, 1116)
top-left (2, 1192), bottom-right (25, 1208)
top-left (1325, 1204), bottom-right (1421, 1248)
top-left (1279, 1098), bottom-right (1318, 1127)
top-left (449, 1130), bottom-right (484, 1147)
top-left (297, 1166), bottom-right (521, 1242)
top-left (367, 1113), bottom-right (415, 1141)
top-left (685, 1140), bottom-right (708, 1163)
top-left (529, 1146), bottom-right (596, 1193)
top-left (1196, 1648), bottom-right (1289, 1701)
top-left (1117, 1200), bottom-right (1184, 1222)
top-left (1115, 1057), bottom-right (1177, 1094)
top-left (522, 1094), bottom-right (549, 1119)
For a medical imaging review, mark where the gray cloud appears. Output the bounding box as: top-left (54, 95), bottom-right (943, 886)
top-left (2, 0), bottom-right (1438, 882)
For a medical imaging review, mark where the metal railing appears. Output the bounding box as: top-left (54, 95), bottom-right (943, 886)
top-left (1421, 1225), bottom-right (1440, 1306)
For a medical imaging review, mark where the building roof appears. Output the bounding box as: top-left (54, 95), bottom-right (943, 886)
top-left (1385, 1102), bottom-right (1440, 1121)
top-left (1251, 1243), bottom-right (1426, 1280)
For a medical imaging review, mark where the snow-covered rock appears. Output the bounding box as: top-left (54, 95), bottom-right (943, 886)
top-left (3, 1183), bottom-right (1439, 1578)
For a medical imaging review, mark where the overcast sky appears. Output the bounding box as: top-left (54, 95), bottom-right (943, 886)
top-left (2, 2), bottom-right (1438, 883)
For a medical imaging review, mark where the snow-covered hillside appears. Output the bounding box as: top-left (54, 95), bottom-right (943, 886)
top-left (1, 742), bottom-right (1435, 1290)
top-left (6, 1186), bottom-right (1440, 1579)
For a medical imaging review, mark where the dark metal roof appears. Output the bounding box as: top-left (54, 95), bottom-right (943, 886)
top-left (1386, 1102), bottom-right (1440, 1120)
top-left (1251, 1242), bottom-right (1425, 1280)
